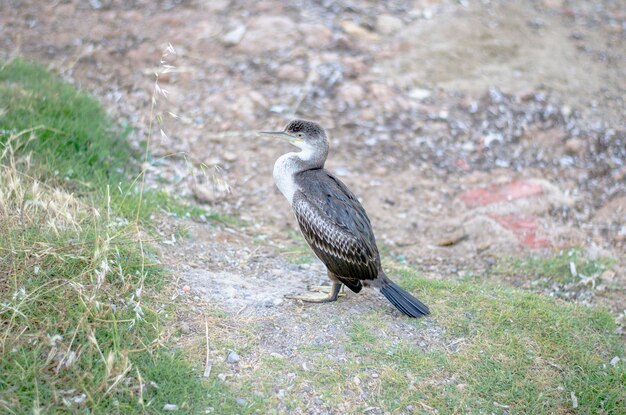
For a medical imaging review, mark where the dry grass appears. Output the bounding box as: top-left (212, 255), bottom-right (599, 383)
top-left (0, 59), bottom-right (208, 413)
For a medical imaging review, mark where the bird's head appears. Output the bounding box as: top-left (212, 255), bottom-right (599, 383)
top-left (257, 119), bottom-right (329, 154)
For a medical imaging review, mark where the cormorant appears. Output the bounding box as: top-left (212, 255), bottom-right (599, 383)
top-left (258, 120), bottom-right (429, 318)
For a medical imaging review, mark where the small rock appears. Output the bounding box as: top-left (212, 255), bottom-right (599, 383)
top-left (217, 373), bottom-right (227, 381)
top-left (565, 138), bottom-right (585, 155)
top-left (376, 14), bottom-right (404, 35)
top-left (227, 350), bottom-right (240, 363)
top-left (360, 108), bottom-right (377, 121)
top-left (270, 352), bottom-right (285, 359)
top-left (373, 166), bottom-right (388, 176)
top-left (235, 397), bottom-right (247, 406)
top-left (342, 56), bottom-right (368, 78)
top-left (182, 285), bottom-right (191, 293)
top-left (437, 226), bottom-right (467, 247)
top-left (277, 64), bottom-right (306, 82)
top-left (220, 24), bottom-right (246, 47)
top-left (192, 184), bottom-right (223, 205)
top-left (561, 105), bottom-right (572, 117)
top-left (338, 82), bottom-right (365, 104)
top-left (610, 356), bottom-right (620, 366)
top-left (238, 16), bottom-right (299, 52)
top-left (249, 91), bottom-right (268, 109)
top-left (163, 404), bottom-right (179, 411)
top-left (300, 23), bottom-right (333, 48)
top-left (408, 88), bottom-right (431, 101)
top-left (223, 151), bottom-right (237, 162)
top-left (483, 133), bottom-right (503, 147)
top-left (340, 20), bottom-right (379, 42)
top-left (369, 82), bottom-right (396, 103)
top-left (71, 393), bottom-right (87, 405)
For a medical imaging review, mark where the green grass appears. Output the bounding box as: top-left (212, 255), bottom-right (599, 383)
top-left (0, 59), bottom-right (210, 413)
top-left (0, 59), bottom-right (210, 223)
top-left (393, 265), bottom-right (625, 414)
top-left (492, 248), bottom-right (614, 286)
top-left (0, 60), bottom-right (132, 190)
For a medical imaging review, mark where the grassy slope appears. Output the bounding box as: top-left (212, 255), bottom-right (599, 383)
top-left (0, 60), bottom-right (208, 413)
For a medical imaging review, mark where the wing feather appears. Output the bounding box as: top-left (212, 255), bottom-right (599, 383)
top-left (291, 170), bottom-right (380, 286)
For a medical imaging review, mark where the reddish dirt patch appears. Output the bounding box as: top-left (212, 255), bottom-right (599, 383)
top-left (488, 213), bottom-right (550, 249)
top-left (460, 179), bottom-right (545, 208)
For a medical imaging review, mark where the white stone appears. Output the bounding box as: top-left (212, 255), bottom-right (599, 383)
top-left (377, 14), bottom-right (404, 35)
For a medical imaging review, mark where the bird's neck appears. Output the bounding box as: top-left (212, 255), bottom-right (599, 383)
top-left (273, 147), bottom-right (328, 204)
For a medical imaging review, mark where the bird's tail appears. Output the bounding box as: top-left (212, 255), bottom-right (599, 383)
top-left (379, 275), bottom-right (430, 318)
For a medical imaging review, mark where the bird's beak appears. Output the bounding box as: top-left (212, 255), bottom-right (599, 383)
top-left (256, 131), bottom-right (298, 143)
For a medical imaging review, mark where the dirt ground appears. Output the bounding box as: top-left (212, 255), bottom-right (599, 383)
top-left (2, 0), bottom-right (625, 400)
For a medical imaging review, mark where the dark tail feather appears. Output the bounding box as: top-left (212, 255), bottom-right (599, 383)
top-left (380, 279), bottom-right (430, 318)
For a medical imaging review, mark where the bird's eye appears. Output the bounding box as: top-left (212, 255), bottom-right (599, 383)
top-left (296, 132), bottom-right (304, 138)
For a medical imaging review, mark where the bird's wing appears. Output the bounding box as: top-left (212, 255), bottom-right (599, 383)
top-left (292, 170), bottom-right (380, 288)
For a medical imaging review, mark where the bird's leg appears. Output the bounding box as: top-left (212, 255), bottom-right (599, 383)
top-left (286, 281), bottom-right (343, 303)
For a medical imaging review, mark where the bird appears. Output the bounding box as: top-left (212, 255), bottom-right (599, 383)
top-left (257, 119), bottom-right (429, 318)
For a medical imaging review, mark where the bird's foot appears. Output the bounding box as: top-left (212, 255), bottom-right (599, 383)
top-left (307, 285), bottom-right (346, 295)
top-left (285, 282), bottom-right (344, 303)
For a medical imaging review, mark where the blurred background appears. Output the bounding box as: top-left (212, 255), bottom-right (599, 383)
top-left (2, 0), bottom-right (624, 317)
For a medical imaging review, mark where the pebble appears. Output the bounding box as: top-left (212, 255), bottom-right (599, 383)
top-left (235, 397), bottom-right (247, 406)
top-left (369, 83), bottom-right (394, 101)
top-left (227, 350), bottom-right (240, 363)
top-left (360, 108), bottom-right (377, 121)
top-left (565, 138), bottom-right (585, 155)
top-left (300, 23), bottom-right (333, 48)
top-left (276, 64), bottom-right (306, 82)
top-left (163, 404), bottom-right (179, 411)
top-left (340, 20), bottom-right (379, 42)
top-left (408, 88), bottom-right (432, 101)
top-left (220, 24), bottom-right (246, 47)
top-left (192, 184), bottom-right (223, 205)
top-left (223, 151), bottom-right (237, 162)
top-left (338, 82), bottom-right (366, 104)
top-left (376, 14), bottom-right (404, 35)
top-left (238, 16), bottom-right (298, 52)
top-left (342, 56), bottom-right (368, 78)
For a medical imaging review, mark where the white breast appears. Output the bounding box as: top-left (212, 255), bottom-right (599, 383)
top-left (273, 153), bottom-right (300, 205)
